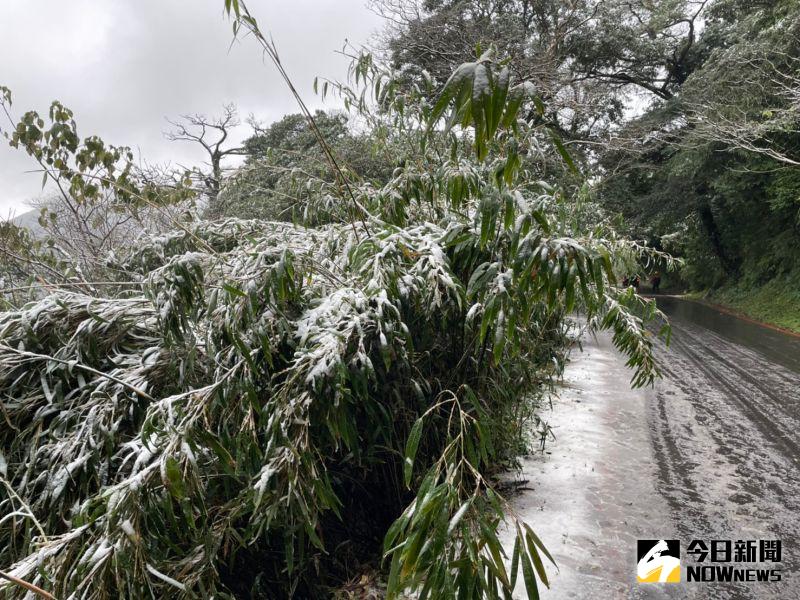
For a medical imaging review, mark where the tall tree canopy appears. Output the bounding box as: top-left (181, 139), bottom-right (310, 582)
top-left (598, 0), bottom-right (800, 289)
top-left (375, 0), bottom-right (714, 141)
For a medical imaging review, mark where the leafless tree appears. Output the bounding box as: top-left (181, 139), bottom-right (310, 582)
top-left (681, 52), bottom-right (800, 167)
top-left (165, 103), bottom-right (248, 203)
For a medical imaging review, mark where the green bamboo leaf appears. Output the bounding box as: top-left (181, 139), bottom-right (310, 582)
top-left (532, 95), bottom-right (546, 117)
top-left (386, 548), bottom-right (403, 598)
top-left (400, 530), bottom-right (426, 577)
top-left (482, 525), bottom-right (510, 589)
top-left (524, 531), bottom-right (550, 589)
top-left (599, 248), bottom-right (617, 284)
top-left (523, 523), bottom-right (557, 566)
top-left (520, 545), bottom-right (540, 600)
top-left (164, 456), bottom-right (186, 501)
top-left (222, 283), bottom-right (247, 298)
top-left (510, 533), bottom-right (521, 589)
top-left (503, 193), bottom-right (514, 230)
top-left (428, 62), bottom-right (476, 128)
top-left (404, 417), bottom-right (424, 487)
top-left (565, 267), bottom-right (577, 313)
top-left (530, 210), bottom-right (550, 234)
top-left (550, 132), bottom-right (579, 175)
top-left (490, 66), bottom-right (510, 136)
top-left (384, 512), bottom-right (410, 555)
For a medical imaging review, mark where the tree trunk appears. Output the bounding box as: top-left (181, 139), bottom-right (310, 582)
top-left (697, 203), bottom-right (739, 277)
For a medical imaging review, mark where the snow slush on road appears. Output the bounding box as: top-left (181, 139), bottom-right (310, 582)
top-left (504, 298), bottom-right (800, 599)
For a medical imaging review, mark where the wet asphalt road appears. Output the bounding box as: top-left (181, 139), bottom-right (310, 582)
top-left (648, 297), bottom-right (800, 598)
top-left (504, 297), bottom-right (800, 599)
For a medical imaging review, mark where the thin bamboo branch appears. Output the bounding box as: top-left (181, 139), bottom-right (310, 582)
top-left (0, 345), bottom-right (155, 402)
top-left (0, 570), bottom-right (56, 600)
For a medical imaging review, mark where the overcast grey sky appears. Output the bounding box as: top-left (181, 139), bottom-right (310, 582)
top-left (0, 0), bottom-right (383, 216)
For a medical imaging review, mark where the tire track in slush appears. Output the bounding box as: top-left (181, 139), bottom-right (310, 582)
top-left (669, 330), bottom-right (800, 461)
top-left (647, 307), bottom-right (800, 599)
top-left (657, 323), bottom-right (800, 514)
top-left (673, 325), bottom-right (800, 440)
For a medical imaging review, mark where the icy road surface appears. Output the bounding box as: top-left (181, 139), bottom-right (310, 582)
top-left (503, 298), bottom-right (800, 599)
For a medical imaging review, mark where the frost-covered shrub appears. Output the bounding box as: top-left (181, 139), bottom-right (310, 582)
top-left (0, 49), bottom-right (669, 599)
top-left (0, 209), bottom-right (663, 598)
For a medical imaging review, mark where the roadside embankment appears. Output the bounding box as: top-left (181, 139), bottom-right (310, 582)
top-left (682, 273), bottom-right (800, 336)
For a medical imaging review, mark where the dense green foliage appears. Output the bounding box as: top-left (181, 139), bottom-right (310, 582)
top-left (211, 111), bottom-right (394, 223)
top-left (597, 0), bottom-right (800, 301)
top-left (697, 273), bottom-right (800, 334)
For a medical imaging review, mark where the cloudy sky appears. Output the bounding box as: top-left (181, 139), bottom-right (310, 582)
top-left (0, 0), bottom-right (383, 216)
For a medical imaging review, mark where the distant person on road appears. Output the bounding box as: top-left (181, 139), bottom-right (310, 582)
top-left (622, 276), bottom-right (630, 288)
top-left (633, 275), bottom-right (641, 292)
top-left (651, 271), bottom-right (662, 294)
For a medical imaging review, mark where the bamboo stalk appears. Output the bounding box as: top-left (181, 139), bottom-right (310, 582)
top-left (0, 570), bottom-right (56, 600)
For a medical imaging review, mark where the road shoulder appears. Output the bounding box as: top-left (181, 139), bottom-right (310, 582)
top-left (502, 330), bottom-right (687, 599)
